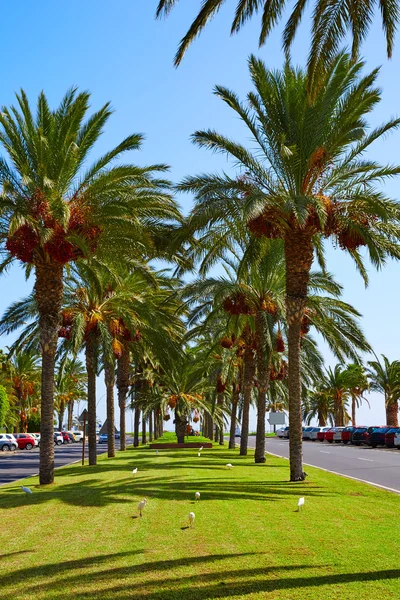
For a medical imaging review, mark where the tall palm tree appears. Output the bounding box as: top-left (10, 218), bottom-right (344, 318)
top-left (179, 53), bottom-right (400, 480)
top-left (156, 0), bottom-right (398, 89)
top-left (320, 365), bottom-right (352, 426)
top-left (342, 363), bottom-right (369, 426)
top-left (8, 351), bottom-right (40, 432)
top-left (367, 355), bottom-right (400, 427)
top-left (55, 357), bottom-right (87, 431)
top-left (0, 89), bottom-right (179, 484)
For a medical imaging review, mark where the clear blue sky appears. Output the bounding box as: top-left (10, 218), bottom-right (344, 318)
top-left (1, 1), bottom-right (399, 427)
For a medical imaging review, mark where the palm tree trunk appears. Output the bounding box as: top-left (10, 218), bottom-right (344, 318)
top-left (217, 392), bottom-right (225, 445)
top-left (351, 394), bottom-right (356, 427)
top-left (58, 401), bottom-right (65, 430)
top-left (134, 407), bottom-right (140, 446)
top-left (142, 413), bottom-right (147, 444)
top-left (255, 312), bottom-right (270, 463)
top-left (386, 400), bottom-right (399, 427)
top-left (149, 411), bottom-right (153, 442)
top-left (229, 382), bottom-right (240, 449)
top-left (35, 262), bottom-right (63, 485)
top-left (153, 411), bottom-right (158, 439)
top-left (284, 232), bottom-right (313, 482)
top-left (175, 411), bottom-right (187, 443)
top-left (85, 334), bottom-right (98, 466)
top-left (207, 413), bottom-right (213, 441)
top-left (318, 410), bottom-right (326, 427)
top-left (104, 359), bottom-right (116, 458)
top-left (67, 401), bottom-right (74, 430)
top-left (240, 346), bottom-right (256, 456)
top-left (117, 349), bottom-right (130, 451)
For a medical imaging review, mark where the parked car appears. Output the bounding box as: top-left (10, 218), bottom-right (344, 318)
top-left (98, 434), bottom-right (108, 444)
top-left (70, 430), bottom-right (84, 442)
top-left (309, 427), bottom-right (330, 441)
top-left (13, 433), bottom-right (36, 450)
top-left (31, 433), bottom-right (41, 446)
top-left (324, 428), bottom-right (336, 443)
top-left (54, 433), bottom-right (63, 446)
top-left (115, 431), bottom-right (120, 440)
top-left (276, 427), bottom-right (286, 438)
top-left (0, 434), bottom-right (17, 451)
top-left (282, 426), bottom-right (290, 439)
top-left (394, 432), bottom-right (400, 448)
top-left (384, 427), bottom-right (400, 448)
top-left (302, 426), bottom-right (314, 441)
top-left (317, 427), bottom-right (331, 442)
top-left (62, 432), bottom-right (74, 443)
top-left (341, 426), bottom-right (356, 444)
top-left (367, 427), bottom-right (392, 448)
top-left (351, 426), bottom-right (376, 446)
top-left (333, 427), bottom-right (345, 443)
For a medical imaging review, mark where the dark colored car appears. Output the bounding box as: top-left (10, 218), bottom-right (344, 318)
top-left (13, 433), bottom-right (35, 450)
top-left (351, 426), bottom-right (377, 446)
top-left (341, 426), bottom-right (356, 444)
top-left (115, 431), bottom-right (120, 440)
top-left (368, 427), bottom-right (392, 448)
top-left (384, 427), bottom-right (400, 448)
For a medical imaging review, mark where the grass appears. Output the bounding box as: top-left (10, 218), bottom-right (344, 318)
top-left (150, 431), bottom-right (211, 444)
top-left (1, 444), bottom-right (400, 599)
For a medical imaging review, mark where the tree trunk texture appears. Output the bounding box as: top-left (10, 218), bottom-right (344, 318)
top-left (134, 408), bottom-right (140, 446)
top-left (35, 262), bottom-right (63, 485)
top-left (67, 401), bottom-right (74, 430)
top-left (207, 414), bottom-right (214, 441)
top-left (334, 394), bottom-right (345, 426)
top-left (117, 349), bottom-right (130, 451)
top-left (229, 382), bottom-right (240, 449)
top-left (386, 400), bottom-right (399, 427)
top-left (85, 334), bottom-right (98, 466)
top-left (318, 410), bottom-right (326, 427)
top-left (149, 411), bottom-right (153, 442)
top-left (351, 395), bottom-right (356, 427)
top-left (58, 401), bottom-right (65, 431)
top-left (217, 392), bottom-right (225, 445)
top-left (153, 411), bottom-right (158, 439)
top-left (240, 346), bottom-right (256, 456)
top-left (142, 414), bottom-right (147, 444)
top-left (104, 359), bottom-right (116, 458)
top-left (175, 412), bottom-right (187, 444)
top-left (284, 232), bottom-right (314, 482)
top-left (255, 312), bottom-right (270, 463)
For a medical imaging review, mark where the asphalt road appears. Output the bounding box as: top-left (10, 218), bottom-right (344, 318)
top-left (245, 435), bottom-right (400, 493)
top-left (0, 439), bottom-right (132, 486)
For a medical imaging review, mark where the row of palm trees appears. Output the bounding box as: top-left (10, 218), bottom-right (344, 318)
top-left (1, 0), bottom-right (400, 482)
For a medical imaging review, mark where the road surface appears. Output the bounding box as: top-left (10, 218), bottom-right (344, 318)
top-left (0, 438), bottom-right (132, 486)
top-left (245, 435), bottom-right (400, 493)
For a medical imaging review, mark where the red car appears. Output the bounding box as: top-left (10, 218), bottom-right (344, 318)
top-left (324, 428), bottom-right (336, 443)
top-left (13, 433), bottom-right (36, 450)
top-left (384, 427), bottom-right (400, 448)
top-left (341, 426), bottom-right (357, 444)
top-left (55, 431), bottom-right (71, 444)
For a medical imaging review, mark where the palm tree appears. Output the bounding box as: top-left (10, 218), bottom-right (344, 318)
top-left (320, 365), bottom-right (352, 426)
top-left (342, 363), bottom-right (369, 426)
top-left (303, 388), bottom-right (334, 427)
top-left (156, 0), bottom-right (398, 89)
top-left (55, 357), bottom-right (87, 431)
top-left (0, 89), bottom-right (179, 484)
top-left (179, 53), bottom-right (400, 480)
top-left (367, 356), bottom-right (400, 427)
top-left (8, 351), bottom-right (40, 432)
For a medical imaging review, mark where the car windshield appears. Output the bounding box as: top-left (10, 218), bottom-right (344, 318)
top-left (354, 428), bottom-right (367, 433)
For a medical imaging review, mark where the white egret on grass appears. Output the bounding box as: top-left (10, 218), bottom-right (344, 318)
top-left (132, 468), bottom-right (138, 476)
top-left (199, 447), bottom-right (203, 452)
top-left (298, 497), bottom-right (305, 511)
top-left (195, 492), bottom-right (200, 501)
top-left (156, 450), bottom-right (159, 455)
top-left (197, 452), bottom-right (201, 457)
top-left (21, 486), bottom-right (32, 494)
top-left (138, 498), bottom-right (147, 517)
top-left (226, 464), bottom-right (233, 469)
top-left (188, 512), bottom-right (195, 527)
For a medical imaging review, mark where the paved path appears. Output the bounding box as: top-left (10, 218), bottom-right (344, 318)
top-left (0, 438), bottom-right (132, 486)
top-left (245, 436), bottom-right (400, 493)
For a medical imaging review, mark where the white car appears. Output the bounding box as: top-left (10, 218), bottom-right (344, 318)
top-left (30, 433), bottom-right (40, 446)
top-left (54, 433), bottom-right (63, 446)
top-left (308, 426), bottom-right (330, 441)
top-left (276, 427), bottom-right (286, 438)
top-left (0, 433), bottom-right (17, 451)
top-left (69, 430), bottom-right (84, 442)
top-left (394, 432), bottom-right (400, 448)
top-left (333, 427), bottom-right (345, 443)
top-left (302, 426), bottom-right (315, 440)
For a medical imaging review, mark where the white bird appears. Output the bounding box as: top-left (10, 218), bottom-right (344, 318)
top-left (132, 468), bottom-right (138, 476)
top-left (156, 450), bottom-right (159, 455)
top-left (197, 452), bottom-right (201, 457)
top-left (188, 512), bottom-right (195, 527)
top-left (298, 497), bottom-right (305, 511)
top-left (138, 498), bottom-right (147, 517)
top-left (195, 492), bottom-right (200, 501)
top-left (199, 446), bottom-right (203, 452)
top-left (21, 486), bottom-right (32, 494)
top-left (226, 463), bottom-right (233, 469)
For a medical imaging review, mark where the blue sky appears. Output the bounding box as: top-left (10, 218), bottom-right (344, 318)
top-left (1, 1), bottom-right (400, 427)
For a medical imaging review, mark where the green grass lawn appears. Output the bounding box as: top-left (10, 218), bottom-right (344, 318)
top-left (150, 431), bottom-right (211, 444)
top-left (1, 444), bottom-right (399, 599)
